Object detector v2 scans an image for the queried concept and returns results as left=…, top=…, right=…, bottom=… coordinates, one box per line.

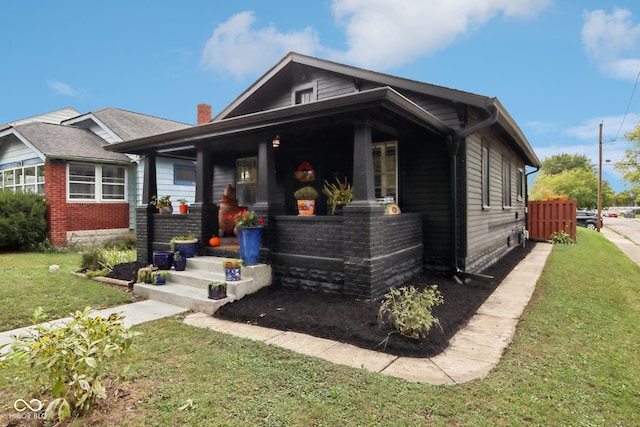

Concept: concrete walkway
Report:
left=3, top=222, right=638, bottom=383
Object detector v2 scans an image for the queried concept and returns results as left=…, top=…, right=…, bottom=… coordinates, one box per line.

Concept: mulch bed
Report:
left=215, top=242, right=536, bottom=358
left=105, top=243, right=535, bottom=358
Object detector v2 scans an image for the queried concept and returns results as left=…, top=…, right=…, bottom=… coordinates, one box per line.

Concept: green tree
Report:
left=615, top=187, right=640, bottom=206
left=540, top=153, right=593, bottom=175
left=530, top=167, right=614, bottom=209
left=615, top=126, right=640, bottom=186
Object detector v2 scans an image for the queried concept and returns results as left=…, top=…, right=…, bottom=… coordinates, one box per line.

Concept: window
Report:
left=502, top=157, right=512, bottom=208
left=174, top=165, right=196, bottom=186
left=372, top=141, right=397, bottom=202
left=0, top=164, right=45, bottom=194
left=68, top=162, right=126, bottom=201
left=293, top=84, right=315, bottom=105
left=517, top=168, right=524, bottom=201
left=482, top=144, right=490, bottom=207
left=236, top=157, right=257, bottom=206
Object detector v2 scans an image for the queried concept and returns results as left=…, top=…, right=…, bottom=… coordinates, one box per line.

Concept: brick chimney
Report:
left=197, top=103, right=212, bottom=125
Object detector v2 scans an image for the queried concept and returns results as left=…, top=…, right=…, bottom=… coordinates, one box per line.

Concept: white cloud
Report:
left=582, top=8, right=640, bottom=80
left=48, top=80, right=87, bottom=98
left=329, top=0, right=551, bottom=69
left=564, top=114, right=640, bottom=142
left=200, top=1, right=551, bottom=79
left=200, top=11, right=321, bottom=79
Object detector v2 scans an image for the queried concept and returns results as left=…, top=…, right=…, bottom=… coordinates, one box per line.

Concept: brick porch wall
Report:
left=45, top=161, right=130, bottom=246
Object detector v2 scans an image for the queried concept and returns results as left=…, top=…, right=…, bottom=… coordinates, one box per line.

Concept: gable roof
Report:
left=5, top=122, right=131, bottom=163
left=107, top=52, right=539, bottom=167
left=62, top=107, right=191, bottom=142
left=0, top=107, right=81, bottom=132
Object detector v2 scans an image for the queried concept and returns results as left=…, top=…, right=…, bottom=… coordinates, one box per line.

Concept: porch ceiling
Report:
left=105, top=87, right=451, bottom=156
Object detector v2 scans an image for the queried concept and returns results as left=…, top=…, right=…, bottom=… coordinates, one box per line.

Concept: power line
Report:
left=613, top=70, right=640, bottom=142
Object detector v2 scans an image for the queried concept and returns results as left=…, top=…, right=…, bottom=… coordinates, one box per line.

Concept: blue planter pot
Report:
left=174, top=257, right=187, bottom=271
left=152, top=251, right=174, bottom=270
left=225, top=267, right=241, bottom=281
left=173, top=240, right=198, bottom=258
left=237, top=226, right=262, bottom=265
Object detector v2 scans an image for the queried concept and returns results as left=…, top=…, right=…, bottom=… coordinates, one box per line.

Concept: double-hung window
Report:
left=372, top=141, right=398, bottom=202
left=68, top=162, right=126, bottom=201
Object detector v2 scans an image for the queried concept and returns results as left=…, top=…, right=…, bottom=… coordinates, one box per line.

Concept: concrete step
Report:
left=135, top=255, right=272, bottom=314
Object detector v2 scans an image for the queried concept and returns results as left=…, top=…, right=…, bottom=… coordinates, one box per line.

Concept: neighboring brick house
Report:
left=0, top=108, right=191, bottom=246
left=107, top=52, right=541, bottom=299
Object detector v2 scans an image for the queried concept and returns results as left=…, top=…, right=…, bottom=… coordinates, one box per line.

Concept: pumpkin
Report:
left=209, top=236, right=221, bottom=247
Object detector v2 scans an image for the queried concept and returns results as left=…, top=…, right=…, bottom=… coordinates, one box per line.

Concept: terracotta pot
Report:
left=218, top=199, right=241, bottom=236
left=179, top=204, right=188, bottom=214
left=297, top=200, right=316, bottom=216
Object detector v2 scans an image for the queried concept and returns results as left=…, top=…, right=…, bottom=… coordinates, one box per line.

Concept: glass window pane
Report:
left=24, top=167, right=36, bottom=184
left=5, top=170, right=14, bottom=187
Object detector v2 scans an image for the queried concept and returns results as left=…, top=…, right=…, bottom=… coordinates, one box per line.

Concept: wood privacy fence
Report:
left=527, top=200, right=577, bottom=241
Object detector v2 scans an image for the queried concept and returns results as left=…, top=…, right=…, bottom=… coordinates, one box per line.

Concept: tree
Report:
left=615, top=187, right=640, bottom=206
left=540, top=153, right=593, bottom=175
left=615, top=125, right=640, bottom=186
left=530, top=154, right=615, bottom=208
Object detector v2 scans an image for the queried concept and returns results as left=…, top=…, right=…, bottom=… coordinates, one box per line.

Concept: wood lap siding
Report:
left=401, top=136, right=451, bottom=271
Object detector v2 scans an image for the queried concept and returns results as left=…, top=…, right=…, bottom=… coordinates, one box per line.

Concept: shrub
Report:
left=80, top=245, right=137, bottom=272
left=0, top=306, right=139, bottom=423
left=0, top=190, right=47, bottom=251
left=550, top=230, right=574, bottom=244
left=378, top=285, right=444, bottom=340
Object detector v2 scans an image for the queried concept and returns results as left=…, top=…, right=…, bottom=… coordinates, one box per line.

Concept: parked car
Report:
left=576, top=210, right=601, bottom=230
left=603, top=211, right=618, bottom=217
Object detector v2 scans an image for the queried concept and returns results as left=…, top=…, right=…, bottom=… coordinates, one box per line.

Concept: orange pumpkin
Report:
left=209, top=236, right=221, bottom=247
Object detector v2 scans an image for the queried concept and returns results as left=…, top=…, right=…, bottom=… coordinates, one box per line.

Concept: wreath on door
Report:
left=295, top=161, right=315, bottom=182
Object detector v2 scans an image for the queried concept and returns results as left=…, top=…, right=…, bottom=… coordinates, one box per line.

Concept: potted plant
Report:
left=173, top=251, right=187, bottom=271
left=152, top=251, right=174, bottom=270
left=170, top=230, right=198, bottom=258
left=323, top=177, right=353, bottom=215
left=294, top=186, right=319, bottom=216
left=150, top=195, right=173, bottom=214
left=223, top=258, right=242, bottom=281
left=153, top=270, right=169, bottom=285
left=177, top=198, right=189, bottom=214
left=227, top=209, right=264, bottom=265
left=208, top=281, right=227, bottom=299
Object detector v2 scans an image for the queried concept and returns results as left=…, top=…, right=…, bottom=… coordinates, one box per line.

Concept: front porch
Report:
left=138, top=205, right=424, bottom=300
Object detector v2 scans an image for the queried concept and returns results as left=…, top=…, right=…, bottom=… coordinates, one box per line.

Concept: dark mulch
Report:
left=215, top=242, right=536, bottom=358
left=106, top=243, right=535, bottom=358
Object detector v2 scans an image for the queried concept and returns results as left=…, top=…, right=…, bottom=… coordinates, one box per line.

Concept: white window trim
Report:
left=517, top=167, right=524, bottom=202
left=372, top=141, right=398, bottom=203
left=482, top=143, right=490, bottom=209
left=67, top=162, right=127, bottom=203
left=502, top=157, right=512, bottom=209
left=0, top=163, right=45, bottom=194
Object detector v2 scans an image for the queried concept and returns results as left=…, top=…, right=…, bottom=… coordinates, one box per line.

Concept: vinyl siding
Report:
left=0, top=137, right=43, bottom=168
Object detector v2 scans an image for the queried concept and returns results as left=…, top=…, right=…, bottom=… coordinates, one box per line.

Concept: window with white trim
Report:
left=293, top=83, right=316, bottom=105
left=68, top=162, right=126, bottom=201
left=502, top=157, right=512, bottom=208
left=0, top=164, right=45, bottom=194
left=372, top=141, right=397, bottom=202
left=236, top=157, right=257, bottom=206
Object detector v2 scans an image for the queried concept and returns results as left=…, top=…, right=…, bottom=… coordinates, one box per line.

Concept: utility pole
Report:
left=597, top=122, right=603, bottom=232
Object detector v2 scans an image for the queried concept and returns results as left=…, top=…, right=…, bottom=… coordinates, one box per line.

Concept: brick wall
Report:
left=45, top=161, right=130, bottom=246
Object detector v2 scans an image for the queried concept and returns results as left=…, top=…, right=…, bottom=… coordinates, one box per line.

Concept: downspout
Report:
left=448, top=100, right=499, bottom=285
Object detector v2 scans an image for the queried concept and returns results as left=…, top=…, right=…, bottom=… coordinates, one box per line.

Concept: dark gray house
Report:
left=106, top=52, right=540, bottom=300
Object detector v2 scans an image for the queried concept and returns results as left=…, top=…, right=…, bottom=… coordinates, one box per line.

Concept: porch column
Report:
left=191, top=145, right=216, bottom=250
left=343, top=120, right=385, bottom=299
left=252, top=139, right=276, bottom=257
left=137, top=153, right=158, bottom=263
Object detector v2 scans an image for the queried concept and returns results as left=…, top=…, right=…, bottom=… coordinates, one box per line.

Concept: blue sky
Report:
left=2, top=0, right=640, bottom=191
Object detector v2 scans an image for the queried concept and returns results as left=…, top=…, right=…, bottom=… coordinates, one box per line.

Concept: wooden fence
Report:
left=528, top=200, right=577, bottom=241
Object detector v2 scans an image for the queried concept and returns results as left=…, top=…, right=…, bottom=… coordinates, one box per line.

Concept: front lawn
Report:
left=0, top=228, right=638, bottom=425
left=0, top=251, right=135, bottom=331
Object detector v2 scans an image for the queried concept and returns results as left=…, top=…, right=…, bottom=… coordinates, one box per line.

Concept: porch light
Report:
left=272, top=135, right=281, bottom=148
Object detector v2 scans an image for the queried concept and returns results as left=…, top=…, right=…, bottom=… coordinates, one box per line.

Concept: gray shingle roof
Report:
left=89, top=108, right=191, bottom=141
left=14, top=122, right=131, bottom=163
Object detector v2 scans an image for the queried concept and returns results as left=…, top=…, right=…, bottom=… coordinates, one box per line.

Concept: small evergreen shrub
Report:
left=0, top=190, right=47, bottom=251
left=378, top=285, right=444, bottom=340
left=0, top=306, right=139, bottom=423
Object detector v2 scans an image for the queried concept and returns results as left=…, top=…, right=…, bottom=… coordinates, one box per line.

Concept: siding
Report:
left=464, top=130, right=527, bottom=271
left=0, top=137, right=42, bottom=168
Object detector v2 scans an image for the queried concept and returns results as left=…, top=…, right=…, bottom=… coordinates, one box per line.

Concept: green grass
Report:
left=0, top=252, right=135, bottom=330
left=1, top=229, right=638, bottom=426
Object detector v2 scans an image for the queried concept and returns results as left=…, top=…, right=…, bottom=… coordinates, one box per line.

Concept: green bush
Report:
left=378, top=285, right=444, bottom=340
left=80, top=245, right=137, bottom=272
left=0, top=190, right=47, bottom=251
left=0, top=306, right=139, bottom=423
left=550, top=230, right=574, bottom=244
